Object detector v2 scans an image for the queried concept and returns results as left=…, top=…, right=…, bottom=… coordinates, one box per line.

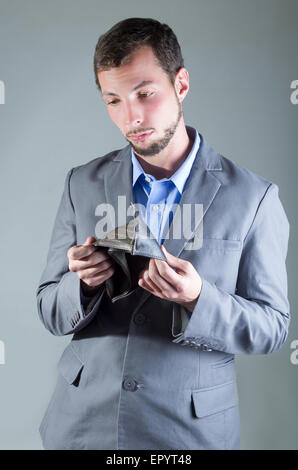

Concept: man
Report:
left=37, top=18, right=290, bottom=450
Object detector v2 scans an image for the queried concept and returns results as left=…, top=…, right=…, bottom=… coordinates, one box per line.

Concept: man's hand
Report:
left=138, top=245, right=202, bottom=312
left=67, top=236, right=115, bottom=296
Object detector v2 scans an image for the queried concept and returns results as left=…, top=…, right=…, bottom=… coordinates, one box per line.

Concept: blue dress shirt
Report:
left=131, top=125, right=201, bottom=244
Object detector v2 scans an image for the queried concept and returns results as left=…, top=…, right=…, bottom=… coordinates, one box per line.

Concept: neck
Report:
left=133, top=121, right=192, bottom=180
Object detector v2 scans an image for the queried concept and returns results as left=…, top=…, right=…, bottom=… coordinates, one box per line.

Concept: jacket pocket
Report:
left=58, top=345, right=84, bottom=386
left=191, top=380, right=238, bottom=418
left=211, top=355, right=235, bottom=368
left=199, top=238, right=242, bottom=252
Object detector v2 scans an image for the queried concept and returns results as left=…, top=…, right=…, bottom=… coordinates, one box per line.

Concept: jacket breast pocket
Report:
left=199, top=238, right=242, bottom=252
left=188, top=238, right=242, bottom=291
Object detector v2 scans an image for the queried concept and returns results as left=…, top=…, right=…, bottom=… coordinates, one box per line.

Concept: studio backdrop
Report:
left=0, top=0, right=297, bottom=450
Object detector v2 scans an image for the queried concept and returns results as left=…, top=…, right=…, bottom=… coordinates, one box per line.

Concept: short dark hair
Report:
left=93, top=17, right=184, bottom=92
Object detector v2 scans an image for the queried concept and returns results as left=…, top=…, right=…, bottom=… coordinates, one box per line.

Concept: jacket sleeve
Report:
left=171, top=183, right=290, bottom=354
left=36, top=169, right=106, bottom=336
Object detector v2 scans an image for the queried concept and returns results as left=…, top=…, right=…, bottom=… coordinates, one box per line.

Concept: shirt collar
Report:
left=131, top=125, right=200, bottom=194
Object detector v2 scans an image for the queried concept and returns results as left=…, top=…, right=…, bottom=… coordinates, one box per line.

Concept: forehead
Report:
left=98, top=45, right=169, bottom=94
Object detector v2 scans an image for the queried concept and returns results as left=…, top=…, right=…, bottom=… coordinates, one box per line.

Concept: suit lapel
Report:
left=162, top=134, right=222, bottom=258
left=103, top=144, right=135, bottom=229
left=103, top=135, right=223, bottom=259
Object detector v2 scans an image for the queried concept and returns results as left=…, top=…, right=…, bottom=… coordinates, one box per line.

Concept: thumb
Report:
left=83, top=236, right=96, bottom=246
left=161, top=245, right=187, bottom=272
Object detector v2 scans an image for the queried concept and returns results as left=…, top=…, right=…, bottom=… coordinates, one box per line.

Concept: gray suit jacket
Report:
left=37, top=134, right=290, bottom=450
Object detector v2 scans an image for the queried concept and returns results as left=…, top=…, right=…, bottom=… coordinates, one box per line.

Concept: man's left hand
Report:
left=138, top=245, right=202, bottom=312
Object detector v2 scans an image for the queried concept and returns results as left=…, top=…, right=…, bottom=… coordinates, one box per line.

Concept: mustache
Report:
left=126, top=129, right=154, bottom=137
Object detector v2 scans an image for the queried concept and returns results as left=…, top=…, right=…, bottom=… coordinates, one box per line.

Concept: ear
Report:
left=174, top=67, right=189, bottom=102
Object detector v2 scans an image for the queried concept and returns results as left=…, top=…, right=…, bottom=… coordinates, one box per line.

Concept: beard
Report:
left=126, top=96, right=183, bottom=157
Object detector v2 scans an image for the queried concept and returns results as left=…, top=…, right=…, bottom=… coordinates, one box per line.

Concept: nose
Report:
left=124, top=101, right=143, bottom=127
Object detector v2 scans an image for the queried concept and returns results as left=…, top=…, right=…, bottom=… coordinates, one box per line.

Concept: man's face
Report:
left=98, top=46, right=183, bottom=157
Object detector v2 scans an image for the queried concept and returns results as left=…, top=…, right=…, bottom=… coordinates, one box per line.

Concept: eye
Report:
left=107, top=99, right=120, bottom=106
left=138, top=91, right=154, bottom=99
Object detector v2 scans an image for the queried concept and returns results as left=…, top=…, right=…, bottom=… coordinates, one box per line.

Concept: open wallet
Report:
left=93, top=216, right=167, bottom=303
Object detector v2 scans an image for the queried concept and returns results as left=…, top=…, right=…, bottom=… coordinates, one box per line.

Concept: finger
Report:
left=82, top=265, right=115, bottom=287
left=138, top=275, right=162, bottom=296
left=79, top=260, right=115, bottom=279
left=138, top=276, right=153, bottom=292
left=83, top=236, right=97, bottom=245
left=143, top=268, right=163, bottom=293
left=70, top=250, right=114, bottom=271
left=160, top=245, right=189, bottom=274
left=71, top=236, right=97, bottom=260
left=154, top=257, right=182, bottom=288
left=147, top=259, right=177, bottom=294
left=68, top=243, right=96, bottom=261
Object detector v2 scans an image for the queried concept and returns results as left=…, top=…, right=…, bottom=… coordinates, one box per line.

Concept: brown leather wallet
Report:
left=93, top=217, right=167, bottom=303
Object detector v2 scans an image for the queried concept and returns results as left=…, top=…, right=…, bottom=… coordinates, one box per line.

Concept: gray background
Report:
left=0, top=0, right=297, bottom=450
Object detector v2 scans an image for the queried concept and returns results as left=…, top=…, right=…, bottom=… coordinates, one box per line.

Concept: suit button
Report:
left=134, top=313, right=147, bottom=325
left=123, top=378, right=138, bottom=392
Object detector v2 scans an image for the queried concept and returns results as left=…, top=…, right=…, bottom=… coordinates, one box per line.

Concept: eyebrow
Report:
left=102, top=80, right=155, bottom=97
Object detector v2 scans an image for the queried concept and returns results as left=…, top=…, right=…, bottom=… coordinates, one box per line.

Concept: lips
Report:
left=129, top=131, right=153, bottom=142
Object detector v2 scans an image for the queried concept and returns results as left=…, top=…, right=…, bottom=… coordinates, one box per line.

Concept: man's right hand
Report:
left=67, top=236, right=115, bottom=296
